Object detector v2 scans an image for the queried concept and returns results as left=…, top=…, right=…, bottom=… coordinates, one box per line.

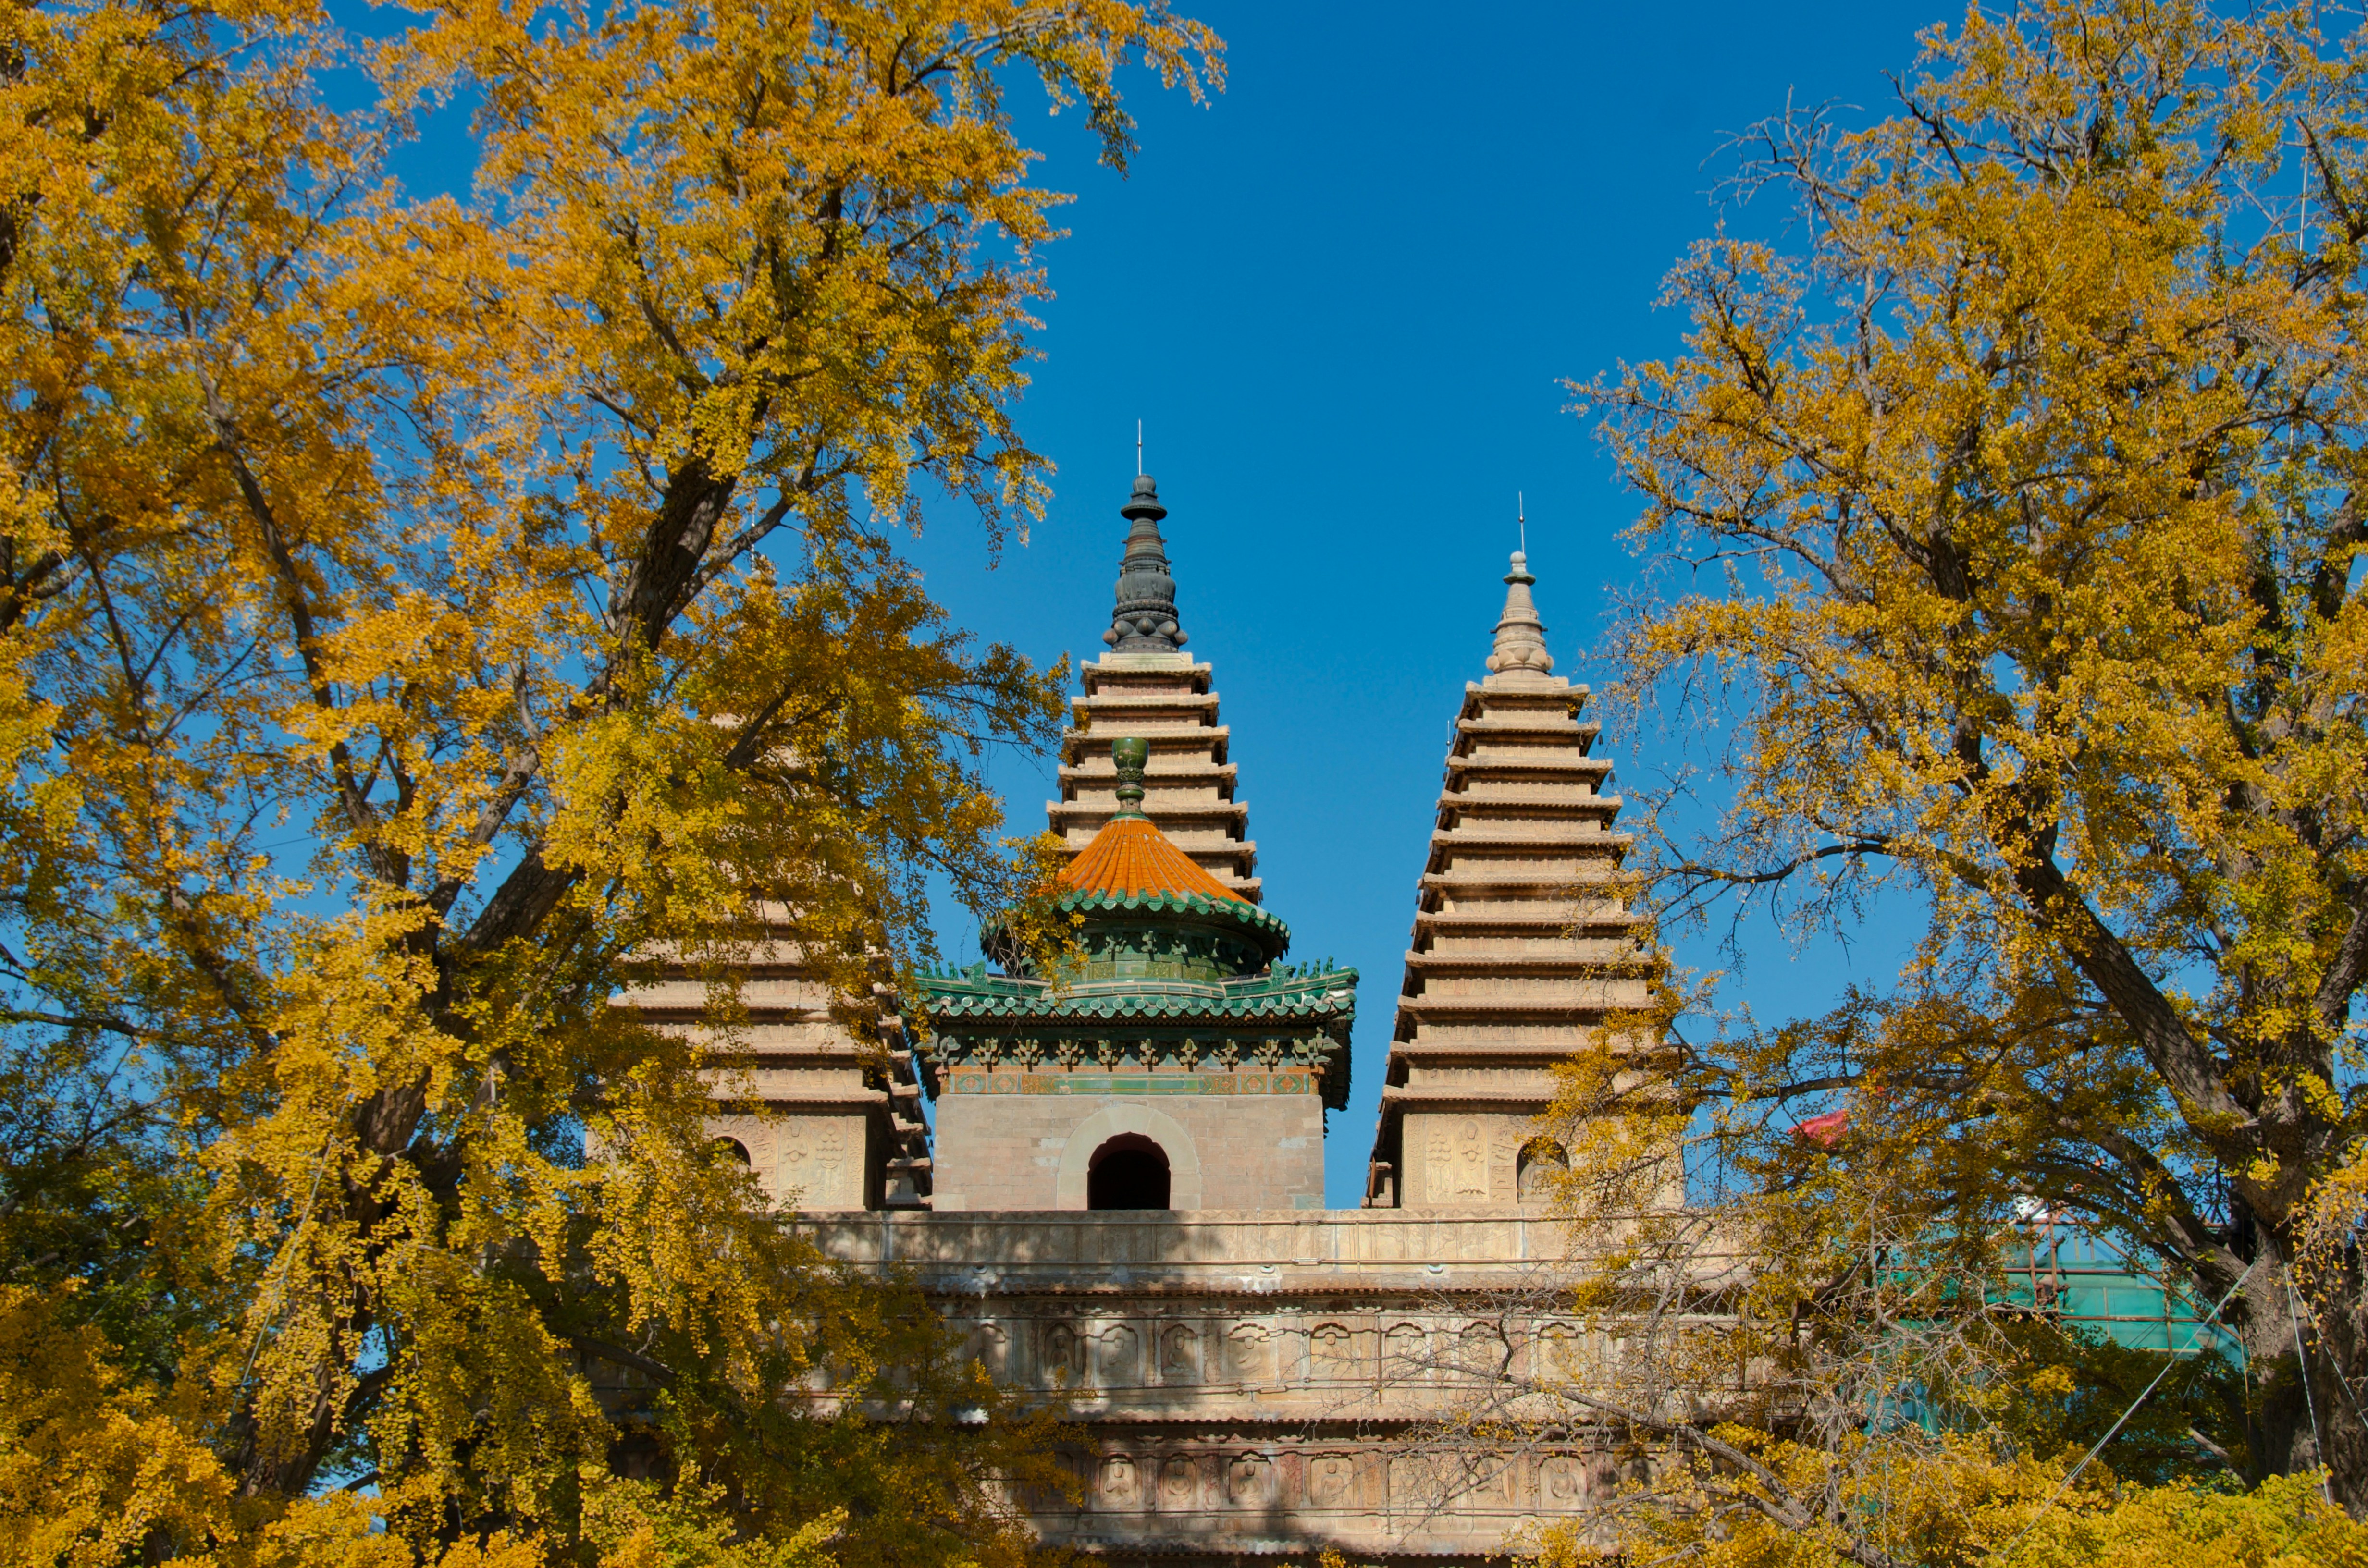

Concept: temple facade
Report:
left=644, top=474, right=1646, bottom=1563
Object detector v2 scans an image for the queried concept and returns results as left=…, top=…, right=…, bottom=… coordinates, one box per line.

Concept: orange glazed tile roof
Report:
left=1061, top=815, right=1246, bottom=905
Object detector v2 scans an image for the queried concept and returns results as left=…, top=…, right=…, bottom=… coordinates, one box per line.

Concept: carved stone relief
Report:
left=1539, top=1455, right=1585, bottom=1507
left=1456, top=1320, right=1505, bottom=1381
left=1224, top=1323, right=1269, bottom=1383
left=1159, top=1323, right=1199, bottom=1383
left=911, top=1292, right=1637, bottom=1553
left=1098, top=1455, right=1139, bottom=1507
left=1383, top=1321, right=1428, bottom=1380
left=1307, top=1454, right=1356, bottom=1505
left=777, top=1115, right=859, bottom=1208
left=1158, top=1455, right=1200, bottom=1509
left=964, top=1321, right=1008, bottom=1378
left=1225, top=1452, right=1275, bottom=1506
left=1517, top=1137, right=1569, bottom=1203
left=1310, top=1322, right=1357, bottom=1381
left=1042, top=1321, right=1083, bottom=1385
left=1095, top=1323, right=1139, bottom=1387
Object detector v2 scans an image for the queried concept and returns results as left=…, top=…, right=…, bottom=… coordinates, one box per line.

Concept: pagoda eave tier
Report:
left=1457, top=711, right=1601, bottom=735
left=1444, top=755, right=1612, bottom=780
left=1398, top=951, right=1655, bottom=977
left=1411, top=909, right=1639, bottom=934
left=1060, top=731, right=1237, bottom=768
left=1382, top=1044, right=1670, bottom=1068
left=1378, top=1085, right=1566, bottom=1108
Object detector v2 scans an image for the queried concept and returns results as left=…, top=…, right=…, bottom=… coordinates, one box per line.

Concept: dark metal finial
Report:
left=1111, top=737, right=1149, bottom=817
left=1103, top=475, right=1187, bottom=652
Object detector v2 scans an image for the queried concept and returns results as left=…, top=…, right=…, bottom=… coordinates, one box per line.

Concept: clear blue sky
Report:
left=902, top=0, right=1954, bottom=1204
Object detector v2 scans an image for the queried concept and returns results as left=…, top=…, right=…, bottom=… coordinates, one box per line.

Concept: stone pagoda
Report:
left=1049, top=474, right=1260, bottom=902
left=920, top=735, right=1355, bottom=1212
left=1362, top=550, right=1651, bottom=1209
left=625, top=924, right=932, bottom=1211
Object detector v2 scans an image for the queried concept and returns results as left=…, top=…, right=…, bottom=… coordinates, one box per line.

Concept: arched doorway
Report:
left=1054, top=1103, right=1202, bottom=1209
left=1086, top=1133, right=1172, bottom=1210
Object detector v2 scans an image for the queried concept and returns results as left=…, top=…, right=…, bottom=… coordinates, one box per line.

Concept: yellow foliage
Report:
left=1570, top=0, right=2368, bottom=1505
left=0, top=1284, right=242, bottom=1567
left=0, top=0, right=1216, bottom=1560
left=1526, top=1436, right=2368, bottom=1568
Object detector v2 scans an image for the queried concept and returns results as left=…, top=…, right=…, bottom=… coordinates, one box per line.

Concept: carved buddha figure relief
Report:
left=1517, top=1137, right=1569, bottom=1202
left=1226, top=1453, right=1273, bottom=1506
left=1159, top=1455, right=1199, bottom=1509
left=1043, top=1322, right=1082, bottom=1385
left=1310, top=1322, right=1356, bottom=1381
left=1224, top=1323, right=1269, bottom=1383
left=1095, top=1323, right=1139, bottom=1387
left=964, top=1321, right=1008, bottom=1378
left=1098, top=1455, right=1139, bottom=1507
left=1159, top=1323, right=1199, bottom=1383
left=1539, top=1455, right=1585, bottom=1506
left=1383, top=1322, right=1428, bottom=1380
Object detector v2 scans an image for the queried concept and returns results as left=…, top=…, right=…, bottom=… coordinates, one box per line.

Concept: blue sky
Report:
left=898, top=0, right=1955, bottom=1203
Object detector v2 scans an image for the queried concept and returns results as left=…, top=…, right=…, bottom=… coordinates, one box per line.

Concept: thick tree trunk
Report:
left=2224, top=1240, right=2368, bottom=1517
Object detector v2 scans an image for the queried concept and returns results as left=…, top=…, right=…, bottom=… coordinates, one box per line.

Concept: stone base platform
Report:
left=807, top=1208, right=1701, bottom=1564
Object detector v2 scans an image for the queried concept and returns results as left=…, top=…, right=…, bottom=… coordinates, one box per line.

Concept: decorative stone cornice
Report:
left=920, top=961, right=1350, bottom=1022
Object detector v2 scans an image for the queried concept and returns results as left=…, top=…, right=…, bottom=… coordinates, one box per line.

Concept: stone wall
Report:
left=931, top=1089, right=1325, bottom=1212
left=1400, top=1110, right=1558, bottom=1208
left=705, top=1108, right=873, bottom=1210
left=806, top=1208, right=1705, bottom=1564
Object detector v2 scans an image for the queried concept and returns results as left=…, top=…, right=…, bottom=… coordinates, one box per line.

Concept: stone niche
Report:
left=706, top=1111, right=870, bottom=1210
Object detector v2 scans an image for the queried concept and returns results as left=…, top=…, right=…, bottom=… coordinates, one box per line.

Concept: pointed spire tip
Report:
left=1485, top=546, right=1554, bottom=683
left=1104, top=474, right=1185, bottom=651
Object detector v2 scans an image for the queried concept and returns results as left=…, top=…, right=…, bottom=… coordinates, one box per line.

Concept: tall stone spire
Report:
left=1104, top=475, right=1187, bottom=653
left=1484, top=550, right=1554, bottom=684
left=1364, top=549, right=1658, bottom=1209
left=1052, top=472, right=1260, bottom=901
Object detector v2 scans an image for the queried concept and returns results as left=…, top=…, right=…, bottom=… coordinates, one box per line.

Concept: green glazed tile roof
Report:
left=918, top=961, right=1355, bottom=1024
left=1054, top=885, right=1292, bottom=952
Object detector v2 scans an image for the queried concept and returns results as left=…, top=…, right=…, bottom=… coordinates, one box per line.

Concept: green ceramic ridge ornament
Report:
left=1110, top=736, right=1148, bottom=817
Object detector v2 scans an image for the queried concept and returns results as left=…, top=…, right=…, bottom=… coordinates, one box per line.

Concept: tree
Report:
left=0, top=0, right=1216, bottom=1559
left=1582, top=0, right=2368, bottom=1513
left=1523, top=1450, right=2368, bottom=1568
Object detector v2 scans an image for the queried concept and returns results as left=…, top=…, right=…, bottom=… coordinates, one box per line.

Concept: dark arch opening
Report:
left=1086, top=1133, right=1171, bottom=1211
left=714, top=1137, right=752, bottom=1164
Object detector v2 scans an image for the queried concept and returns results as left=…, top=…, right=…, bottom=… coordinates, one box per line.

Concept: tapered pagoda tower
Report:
left=628, top=928, right=932, bottom=1211
left=1049, top=475, right=1260, bottom=901
left=1363, top=551, right=1651, bottom=1208
left=919, top=474, right=1354, bottom=1211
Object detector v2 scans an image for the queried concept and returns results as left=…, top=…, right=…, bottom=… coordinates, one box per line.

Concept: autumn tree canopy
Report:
left=0, top=0, right=1216, bottom=1561
left=1584, top=0, right=2368, bottom=1515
